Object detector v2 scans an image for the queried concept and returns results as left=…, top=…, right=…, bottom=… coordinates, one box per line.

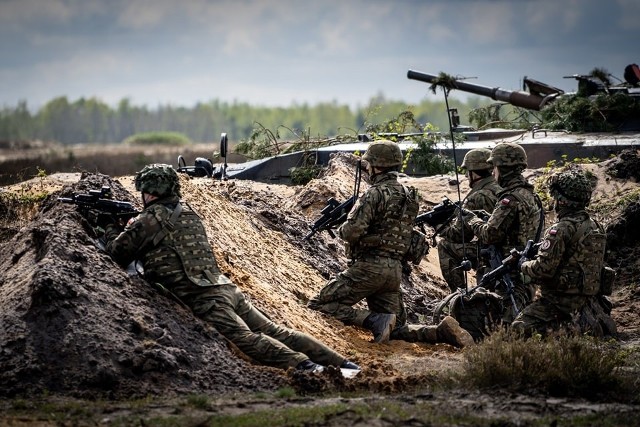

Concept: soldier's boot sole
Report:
left=437, top=316, right=475, bottom=348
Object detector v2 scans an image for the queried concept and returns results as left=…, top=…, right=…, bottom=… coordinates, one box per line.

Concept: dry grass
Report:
left=458, top=329, right=638, bottom=401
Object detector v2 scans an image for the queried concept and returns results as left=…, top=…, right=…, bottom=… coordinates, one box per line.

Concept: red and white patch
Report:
left=549, top=229, right=558, bottom=235
left=126, top=217, right=137, bottom=227
left=540, top=239, right=552, bottom=250
left=500, top=198, right=511, bottom=205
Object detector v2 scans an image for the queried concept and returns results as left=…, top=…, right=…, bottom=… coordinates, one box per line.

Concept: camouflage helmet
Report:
left=362, top=140, right=403, bottom=168
left=461, top=148, right=493, bottom=171
left=135, top=163, right=181, bottom=197
left=487, top=143, right=527, bottom=168
left=548, top=168, right=593, bottom=206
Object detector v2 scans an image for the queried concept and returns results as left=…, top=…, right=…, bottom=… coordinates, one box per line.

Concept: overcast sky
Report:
left=1, top=0, right=638, bottom=111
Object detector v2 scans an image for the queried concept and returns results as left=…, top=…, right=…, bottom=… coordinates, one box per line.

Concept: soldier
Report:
left=102, top=164, right=360, bottom=373
left=461, top=142, right=543, bottom=323
left=308, top=140, right=474, bottom=348
left=437, top=148, right=502, bottom=292
left=512, top=168, right=616, bottom=337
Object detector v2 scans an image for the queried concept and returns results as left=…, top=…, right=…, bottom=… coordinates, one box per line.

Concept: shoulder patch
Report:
left=540, top=239, right=552, bottom=250
left=126, top=217, right=137, bottom=228
left=549, top=228, right=558, bottom=235
left=500, top=198, right=511, bottom=205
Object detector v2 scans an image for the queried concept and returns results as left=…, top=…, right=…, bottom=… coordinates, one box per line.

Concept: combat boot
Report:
left=340, top=360, right=361, bottom=370
left=436, top=316, right=475, bottom=348
left=296, top=359, right=325, bottom=373
left=363, top=313, right=397, bottom=344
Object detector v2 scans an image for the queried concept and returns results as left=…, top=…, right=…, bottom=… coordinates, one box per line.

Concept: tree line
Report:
left=0, top=94, right=489, bottom=145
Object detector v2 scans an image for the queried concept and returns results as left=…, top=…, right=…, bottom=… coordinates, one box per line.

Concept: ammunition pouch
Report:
left=404, top=229, right=429, bottom=265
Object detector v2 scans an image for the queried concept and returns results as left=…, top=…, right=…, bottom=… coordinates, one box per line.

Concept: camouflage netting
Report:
left=0, top=173, right=286, bottom=399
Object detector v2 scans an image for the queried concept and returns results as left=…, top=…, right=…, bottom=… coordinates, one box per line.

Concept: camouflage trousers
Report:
left=511, top=294, right=585, bottom=336
left=437, top=239, right=481, bottom=292
left=494, top=275, right=536, bottom=324
left=391, top=323, right=438, bottom=342
left=308, top=256, right=404, bottom=326
left=512, top=293, right=617, bottom=338
left=185, top=283, right=345, bottom=370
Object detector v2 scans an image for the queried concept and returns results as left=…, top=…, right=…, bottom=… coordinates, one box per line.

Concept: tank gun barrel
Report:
left=407, top=69, right=549, bottom=111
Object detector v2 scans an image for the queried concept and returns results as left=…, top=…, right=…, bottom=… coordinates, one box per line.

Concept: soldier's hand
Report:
left=459, top=208, right=476, bottom=221
left=472, top=209, right=490, bottom=221
left=517, top=255, right=529, bottom=270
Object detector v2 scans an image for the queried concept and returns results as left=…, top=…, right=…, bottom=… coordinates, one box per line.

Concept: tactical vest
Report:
left=143, top=202, right=229, bottom=288
left=552, top=216, right=606, bottom=296
left=501, top=185, right=542, bottom=252
left=361, top=182, right=419, bottom=259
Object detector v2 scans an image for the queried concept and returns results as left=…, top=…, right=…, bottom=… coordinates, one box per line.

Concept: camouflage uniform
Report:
left=309, top=141, right=474, bottom=347
left=104, top=164, right=346, bottom=370
left=512, top=169, right=615, bottom=337
left=438, top=149, right=502, bottom=291
left=308, top=170, right=419, bottom=329
left=463, top=143, right=543, bottom=323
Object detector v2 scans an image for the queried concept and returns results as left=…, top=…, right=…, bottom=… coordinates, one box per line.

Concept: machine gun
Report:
left=58, top=186, right=139, bottom=228
left=176, top=133, right=229, bottom=179
left=177, top=155, right=214, bottom=177
left=304, top=160, right=362, bottom=240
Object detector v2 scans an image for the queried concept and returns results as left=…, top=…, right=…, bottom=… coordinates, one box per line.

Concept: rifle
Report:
left=58, top=186, right=139, bottom=228
left=304, top=159, right=361, bottom=240
left=414, top=197, right=459, bottom=229
left=475, top=239, right=537, bottom=316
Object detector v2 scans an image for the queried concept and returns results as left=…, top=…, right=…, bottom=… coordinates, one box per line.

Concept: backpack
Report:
left=433, top=287, right=503, bottom=341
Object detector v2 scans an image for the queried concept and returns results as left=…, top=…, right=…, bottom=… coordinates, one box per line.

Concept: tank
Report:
left=407, top=69, right=563, bottom=111
left=408, top=68, right=640, bottom=109
left=407, top=66, right=640, bottom=131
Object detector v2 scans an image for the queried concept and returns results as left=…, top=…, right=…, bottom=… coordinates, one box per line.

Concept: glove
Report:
left=87, top=210, right=116, bottom=229
left=459, top=208, right=476, bottom=220
left=472, top=209, right=490, bottom=221
left=518, top=255, right=529, bottom=270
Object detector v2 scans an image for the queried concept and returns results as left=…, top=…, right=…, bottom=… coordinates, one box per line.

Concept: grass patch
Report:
left=458, top=329, right=638, bottom=401
left=123, top=131, right=192, bottom=146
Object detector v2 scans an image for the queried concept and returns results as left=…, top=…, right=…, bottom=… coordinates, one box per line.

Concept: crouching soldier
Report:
left=308, top=140, right=474, bottom=348
left=512, top=168, right=617, bottom=337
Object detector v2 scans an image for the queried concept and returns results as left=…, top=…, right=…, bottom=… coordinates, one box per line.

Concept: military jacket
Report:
left=441, top=175, right=502, bottom=242
left=521, top=209, right=605, bottom=296
left=104, top=196, right=230, bottom=294
left=467, top=174, right=542, bottom=256
left=339, top=172, right=419, bottom=259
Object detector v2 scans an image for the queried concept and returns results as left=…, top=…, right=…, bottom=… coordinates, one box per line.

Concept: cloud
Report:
left=0, top=0, right=638, bottom=110
left=618, top=0, right=640, bottom=30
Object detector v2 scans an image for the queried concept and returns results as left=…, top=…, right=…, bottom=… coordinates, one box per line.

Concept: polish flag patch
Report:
left=500, top=198, right=511, bottom=205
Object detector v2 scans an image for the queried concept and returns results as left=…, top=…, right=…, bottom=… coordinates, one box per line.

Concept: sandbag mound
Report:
left=0, top=173, right=285, bottom=399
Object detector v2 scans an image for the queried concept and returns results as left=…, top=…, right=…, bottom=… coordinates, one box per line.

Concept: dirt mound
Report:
left=1, top=151, right=639, bottom=402
left=605, top=149, right=640, bottom=181
left=0, top=173, right=286, bottom=399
